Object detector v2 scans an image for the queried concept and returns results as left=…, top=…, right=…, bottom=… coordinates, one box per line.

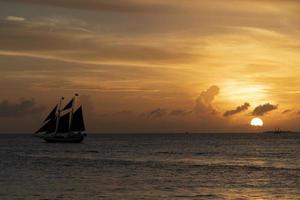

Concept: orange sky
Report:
left=0, top=0, right=300, bottom=133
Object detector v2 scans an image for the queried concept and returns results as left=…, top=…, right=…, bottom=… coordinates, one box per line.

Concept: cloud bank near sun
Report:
left=224, top=103, right=250, bottom=117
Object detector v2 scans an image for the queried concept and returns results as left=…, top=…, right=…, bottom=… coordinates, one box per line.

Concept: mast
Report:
left=55, top=97, right=64, bottom=134
left=69, top=93, right=79, bottom=133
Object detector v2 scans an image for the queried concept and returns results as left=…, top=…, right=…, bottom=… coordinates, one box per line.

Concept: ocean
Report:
left=0, top=133, right=299, bottom=200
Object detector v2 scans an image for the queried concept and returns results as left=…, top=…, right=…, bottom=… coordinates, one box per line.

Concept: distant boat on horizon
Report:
left=34, top=94, right=86, bottom=143
left=263, top=128, right=293, bottom=135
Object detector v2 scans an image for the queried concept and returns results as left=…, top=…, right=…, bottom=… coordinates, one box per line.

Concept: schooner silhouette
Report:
left=35, top=94, right=86, bottom=143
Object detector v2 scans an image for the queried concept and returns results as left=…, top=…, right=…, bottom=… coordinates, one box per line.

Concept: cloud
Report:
left=2, top=0, right=296, bottom=16
left=0, top=17, right=195, bottom=65
left=224, top=102, right=250, bottom=117
left=146, top=108, right=167, bottom=118
left=194, top=85, right=220, bottom=115
left=113, top=110, right=134, bottom=116
left=98, top=85, right=220, bottom=120
left=169, top=109, right=191, bottom=116
left=143, top=85, right=220, bottom=119
left=252, top=103, right=278, bottom=116
left=282, top=109, right=292, bottom=114
left=5, top=16, right=25, bottom=22
left=0, top=98, right=45, bottom=117
left=1, top=0, right=178, bottom=14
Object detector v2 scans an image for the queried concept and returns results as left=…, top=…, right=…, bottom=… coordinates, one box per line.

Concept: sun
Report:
left=250, top=117, right=264, bottom=127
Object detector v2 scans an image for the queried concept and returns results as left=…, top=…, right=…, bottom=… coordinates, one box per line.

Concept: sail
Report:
left=36, top=117, right=57, bottom=133
left=43, top=105, right=58, bottom=122
left=57, top=113, right=70, bottom=133
left=71, top=106, right=85, bottom=131
left=62, top=99, right=73, bottom=111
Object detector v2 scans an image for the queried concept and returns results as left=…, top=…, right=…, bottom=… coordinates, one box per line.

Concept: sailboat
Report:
left=35, top=94, right=86, bottom=143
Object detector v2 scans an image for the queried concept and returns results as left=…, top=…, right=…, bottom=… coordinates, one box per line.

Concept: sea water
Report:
left=0, top=133, right=299, bottom=200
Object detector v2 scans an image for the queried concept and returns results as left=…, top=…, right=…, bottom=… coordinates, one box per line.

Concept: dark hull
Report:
left=43, top=135, right=85, bottom=143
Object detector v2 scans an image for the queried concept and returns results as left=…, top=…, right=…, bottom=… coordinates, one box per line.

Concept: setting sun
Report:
left=250, top=117, right=264, bottom=127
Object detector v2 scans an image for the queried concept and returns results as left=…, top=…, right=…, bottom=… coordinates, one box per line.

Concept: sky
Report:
left=0, top=0, right=300, bottom=133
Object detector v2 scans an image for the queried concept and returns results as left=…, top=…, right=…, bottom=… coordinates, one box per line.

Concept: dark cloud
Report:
left=194, top=85, right=220, bottom=115
left=224, top=102, right=250, bottom=117
left=252, top=103, right=278, bottom=116
left=282, top=109, right=292, bottom=114
left=0, top=98, right=45, bottom=117
left=146, top=108, right=167, bottom=118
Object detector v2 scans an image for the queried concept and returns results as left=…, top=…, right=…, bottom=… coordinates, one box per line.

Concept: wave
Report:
left=154, top=151, right=183, bottom=155
left=19, top=153, right=300, bottom=171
